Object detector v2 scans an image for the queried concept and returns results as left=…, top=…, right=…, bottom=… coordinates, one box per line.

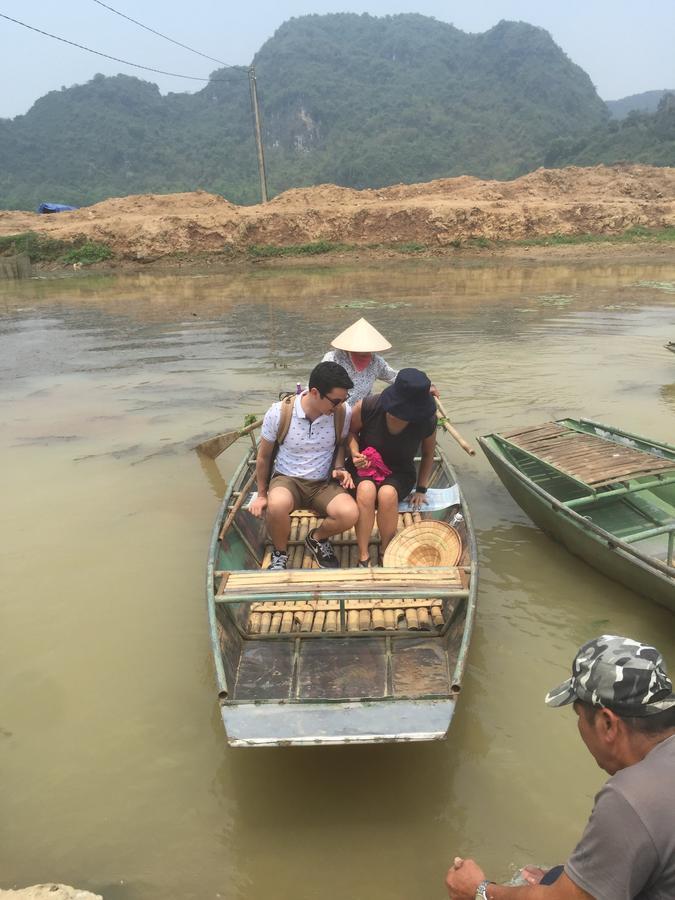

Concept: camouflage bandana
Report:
left=545, top=635, right=675, bottom=717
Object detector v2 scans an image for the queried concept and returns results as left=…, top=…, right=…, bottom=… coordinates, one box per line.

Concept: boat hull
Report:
left=223, top=698, right=456, bottom=747
left=207, top=445, right=477, bottom=746
left=480, top=439, right=675, bottom=612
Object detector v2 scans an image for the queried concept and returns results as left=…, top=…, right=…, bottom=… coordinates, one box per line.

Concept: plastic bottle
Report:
left=450, top=512, right=464, bottom=528
left=296, top=382, right=302, bottom=394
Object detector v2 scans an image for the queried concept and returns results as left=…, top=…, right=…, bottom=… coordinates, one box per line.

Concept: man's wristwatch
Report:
left=475, top=880, right=494, bottom=899
left=415, top=485, right=428, bottom=494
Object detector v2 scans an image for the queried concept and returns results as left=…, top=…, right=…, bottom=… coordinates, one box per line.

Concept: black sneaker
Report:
left=305, top=529, right=340, bottom=568
left=268, top=549, right=288, bottom=571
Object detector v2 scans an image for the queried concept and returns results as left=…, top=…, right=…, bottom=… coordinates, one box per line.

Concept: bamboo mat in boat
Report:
left=224, top=510, right=459, bottom=634
left=502, top=422, right=675, bottom=488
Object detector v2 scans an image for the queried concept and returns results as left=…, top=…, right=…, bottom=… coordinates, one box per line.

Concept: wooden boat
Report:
left=666, top=341, right=675, bottom=354
left=479, top=418, right=675, bottom=612
left=206, top=446, right=477, bottom=747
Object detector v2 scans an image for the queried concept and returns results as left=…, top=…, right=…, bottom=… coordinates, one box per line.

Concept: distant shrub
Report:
left=62, top=242, right=114, bottom=265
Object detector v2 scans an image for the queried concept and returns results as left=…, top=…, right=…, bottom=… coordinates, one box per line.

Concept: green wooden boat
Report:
left=207, top=445, right=477, bottom=747
left=479, top=418, right=675, bottom=612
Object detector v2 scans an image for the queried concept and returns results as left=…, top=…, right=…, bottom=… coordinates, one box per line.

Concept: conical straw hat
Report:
left=331, top=317, right=392, bottom=352
left=383, top=521, right=462, bottom=568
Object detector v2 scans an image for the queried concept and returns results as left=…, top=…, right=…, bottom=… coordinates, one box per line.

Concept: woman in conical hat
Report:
left=322, top=317, right=438, bottom=406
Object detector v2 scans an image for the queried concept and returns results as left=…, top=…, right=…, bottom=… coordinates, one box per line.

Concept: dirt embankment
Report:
left=1, top=164, right=674, bottom=262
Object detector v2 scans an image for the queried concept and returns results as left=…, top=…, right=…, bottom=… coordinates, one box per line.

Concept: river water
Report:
left=1, top=259, right=674, bottom=899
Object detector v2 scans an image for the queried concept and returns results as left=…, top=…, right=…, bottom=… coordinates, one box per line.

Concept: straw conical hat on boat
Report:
left=383, top=521, right=462, bottom=568
left=331, top=318, right=392, bottom=352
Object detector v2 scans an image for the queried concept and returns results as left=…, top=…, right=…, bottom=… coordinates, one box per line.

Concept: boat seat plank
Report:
left=503, top=422, right=675, bottom=487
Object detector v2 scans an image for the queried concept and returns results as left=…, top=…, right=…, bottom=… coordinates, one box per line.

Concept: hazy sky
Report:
left=1, top=0, right=674, bottom=119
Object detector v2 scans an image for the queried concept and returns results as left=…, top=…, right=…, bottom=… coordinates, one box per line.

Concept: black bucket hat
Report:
left=380, top=368, right=436, bottom=422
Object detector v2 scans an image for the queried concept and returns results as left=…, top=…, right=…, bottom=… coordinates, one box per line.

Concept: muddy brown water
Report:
left=1, top=260, right=674, bottom=900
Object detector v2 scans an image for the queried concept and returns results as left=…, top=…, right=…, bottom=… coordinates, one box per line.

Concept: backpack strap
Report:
left=333, top=402, right=347, bottom=445
left=276, top=395, right=295, bottom=445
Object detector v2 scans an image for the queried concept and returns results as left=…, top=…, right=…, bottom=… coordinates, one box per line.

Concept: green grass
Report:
left=0, top=232, right=74, bottom=261
left=248, top=240, right=353, bottom=258
left=512, top=226, right=675, bottom=247
left=62, top=242, right=113, bottom=265
left=0, top=231, right=114, bottom=265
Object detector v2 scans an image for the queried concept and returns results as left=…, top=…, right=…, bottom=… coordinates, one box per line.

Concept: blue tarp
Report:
left=37, top=203, right=78, bottom=214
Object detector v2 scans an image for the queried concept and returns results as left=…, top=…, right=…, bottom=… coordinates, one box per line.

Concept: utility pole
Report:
left=248, top=66, right=268, bottom=204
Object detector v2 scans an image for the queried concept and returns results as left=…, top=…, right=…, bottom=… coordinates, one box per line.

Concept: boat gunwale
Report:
left=477, top=433, right=675, bottom=581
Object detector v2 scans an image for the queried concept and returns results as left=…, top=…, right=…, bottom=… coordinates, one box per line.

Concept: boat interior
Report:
left=211, top=452, right=474, bottom=703
left=493, top=419, right=675, bottom=565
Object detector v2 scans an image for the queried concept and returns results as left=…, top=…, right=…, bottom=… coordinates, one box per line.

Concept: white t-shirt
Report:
left=261, top=392, right=352, bottom=480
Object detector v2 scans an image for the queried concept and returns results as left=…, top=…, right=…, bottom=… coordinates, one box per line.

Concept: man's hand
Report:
left=249, top=495, right=268, bottom=518
left=445, top=857, right=486, bottom=899
left=409, top=491, right=429, bottom=510
left=333, top=468, right=354, bottom=490
left=351, top=451, right=368, bottom=470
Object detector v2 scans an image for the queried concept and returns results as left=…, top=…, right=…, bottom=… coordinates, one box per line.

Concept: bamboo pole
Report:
left=219, top=471, right=256, bottom=540
left=435, top=397, right=475, bottom=456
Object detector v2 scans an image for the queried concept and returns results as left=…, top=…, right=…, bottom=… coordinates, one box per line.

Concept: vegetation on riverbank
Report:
left=245, top=227, right=675, bottom=260
left=2, top=225, right=674, bottom=271
left=0, top=232, right=114, bottom=265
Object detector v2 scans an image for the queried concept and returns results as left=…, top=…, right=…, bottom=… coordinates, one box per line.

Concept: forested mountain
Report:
left=606, top=90, right=675, bottom=119
left=0, top=14, right=610, bottom=209
left=546, top=93, right=675, bottom=168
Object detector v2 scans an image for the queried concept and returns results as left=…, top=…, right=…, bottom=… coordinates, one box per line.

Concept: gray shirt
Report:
left=565, top=734, right=675, bottom=899
left=321, top=349, right=397, bottom=405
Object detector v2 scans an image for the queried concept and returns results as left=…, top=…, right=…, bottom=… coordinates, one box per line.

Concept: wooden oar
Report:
left=194, top=418, right=263, bottom=458
left=435, top=398, right=475, bottom=456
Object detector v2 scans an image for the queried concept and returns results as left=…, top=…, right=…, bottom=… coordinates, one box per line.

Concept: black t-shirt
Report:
left=356, top=394, right=436, bottom=482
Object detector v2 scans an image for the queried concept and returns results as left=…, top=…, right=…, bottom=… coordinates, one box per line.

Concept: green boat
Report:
left=207, top=445, right=477, bottom=747
left=479, top=418, right=675, bottom=612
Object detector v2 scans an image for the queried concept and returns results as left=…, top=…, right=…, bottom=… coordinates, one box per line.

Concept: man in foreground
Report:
left=445, top=635, right=675, bottom=899
left=250, top=361, right=358, bottom=570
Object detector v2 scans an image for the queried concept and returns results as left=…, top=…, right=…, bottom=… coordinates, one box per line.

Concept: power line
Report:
left=0, top=11, right=237, bottom=82
left=90, top=0, right=236, bottom=69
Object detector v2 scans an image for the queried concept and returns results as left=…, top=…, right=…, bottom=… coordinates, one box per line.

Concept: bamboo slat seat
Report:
left=503, top=422, right=675, bottom=488
left=215, top=507, right=464, bottom=635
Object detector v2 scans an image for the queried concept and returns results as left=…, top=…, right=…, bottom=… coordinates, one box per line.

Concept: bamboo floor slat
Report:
left=224, top=510, right=458, bottom=634
left=503, top=422, right=674, bottom=487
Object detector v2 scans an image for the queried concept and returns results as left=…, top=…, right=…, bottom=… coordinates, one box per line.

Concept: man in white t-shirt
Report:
left=250, top=361, right=359, bottom=571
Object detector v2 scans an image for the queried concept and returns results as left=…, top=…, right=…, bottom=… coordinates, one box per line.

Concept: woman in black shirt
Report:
left=345, top=368, right=437, bottom=566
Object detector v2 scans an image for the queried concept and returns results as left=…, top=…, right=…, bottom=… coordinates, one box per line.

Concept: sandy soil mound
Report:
left=1, top=164, right=674, bottom=260
left=0, top=886, right=101, bottom=900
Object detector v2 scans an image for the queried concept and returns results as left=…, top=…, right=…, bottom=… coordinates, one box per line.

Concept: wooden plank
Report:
left=224, top=566, right=462, bottom=588
left=506, top=423, right=674, bottom=486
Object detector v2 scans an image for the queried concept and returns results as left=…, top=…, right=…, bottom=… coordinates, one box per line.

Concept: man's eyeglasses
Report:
left=321, top=392, right=349, bottom=407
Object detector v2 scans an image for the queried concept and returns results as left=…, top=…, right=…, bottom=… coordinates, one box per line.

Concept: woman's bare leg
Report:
left=376, top=485, right=399, bottom=555
left=355, top=480, right=376, bottom=562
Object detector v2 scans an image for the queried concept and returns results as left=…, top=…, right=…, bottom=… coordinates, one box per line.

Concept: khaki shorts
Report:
left=269, top=474, right=345, bottom=516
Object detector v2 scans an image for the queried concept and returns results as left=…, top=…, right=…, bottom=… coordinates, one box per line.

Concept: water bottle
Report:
left=450, top=512, right=464, bottom=528
left=296, top=382, right=302, bottom=394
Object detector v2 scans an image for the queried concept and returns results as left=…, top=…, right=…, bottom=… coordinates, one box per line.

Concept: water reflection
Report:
left=1, top=259, right=674, bottom=900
